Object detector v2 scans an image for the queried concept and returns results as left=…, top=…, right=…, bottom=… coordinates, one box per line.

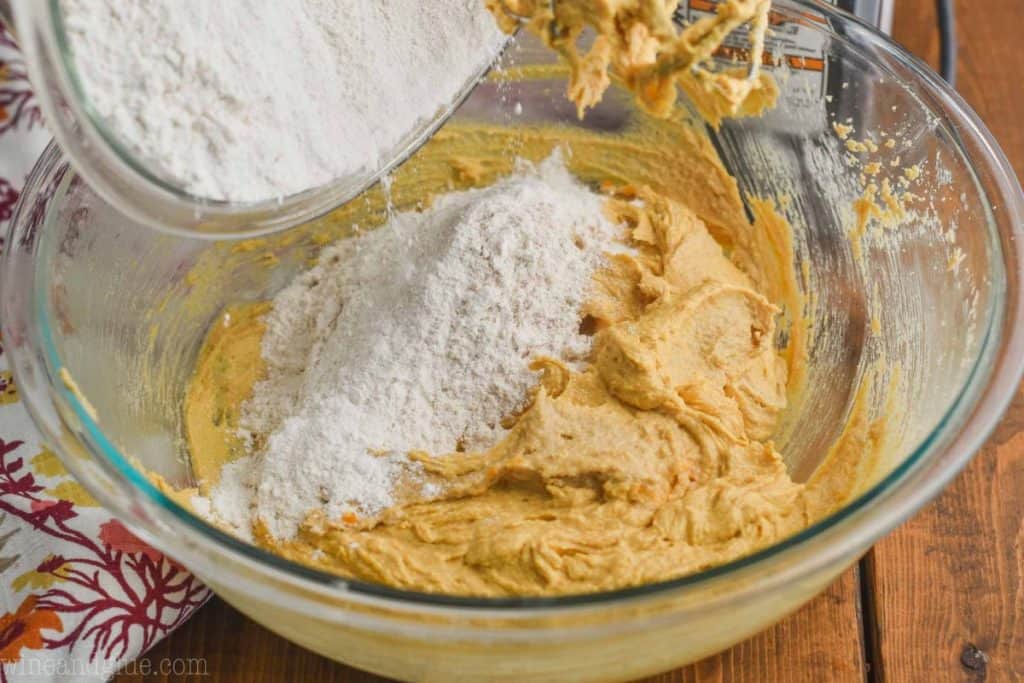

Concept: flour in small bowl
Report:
left=200, top=154, right=625, bottom=539
left=59, top=0, right=505, bottom=202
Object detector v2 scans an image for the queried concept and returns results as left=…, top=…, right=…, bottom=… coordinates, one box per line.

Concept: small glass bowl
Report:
left=9, top=0, right=505, bottom=238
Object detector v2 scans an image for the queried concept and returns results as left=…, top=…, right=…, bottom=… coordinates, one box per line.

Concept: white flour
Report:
left=201, top=154, right=623, bottom=539
left=59, top=0, right=504, bottom=202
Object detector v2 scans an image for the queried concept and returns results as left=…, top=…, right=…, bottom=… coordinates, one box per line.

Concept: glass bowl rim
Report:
left=14, top=0, right=1024, bottom=612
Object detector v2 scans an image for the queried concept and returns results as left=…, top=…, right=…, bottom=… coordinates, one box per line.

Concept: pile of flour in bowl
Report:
left=196, top=154, right=625, bottom=540
left=59, top=0, right=504, bottom=202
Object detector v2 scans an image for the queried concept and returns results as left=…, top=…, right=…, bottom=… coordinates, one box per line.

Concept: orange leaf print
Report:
left=0, top=595, right=62, bottom=663
left=98, top=520, right=161, bottom=562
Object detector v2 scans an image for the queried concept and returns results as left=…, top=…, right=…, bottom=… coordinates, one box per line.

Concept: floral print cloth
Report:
left=0, top=28, right=208, bottom=682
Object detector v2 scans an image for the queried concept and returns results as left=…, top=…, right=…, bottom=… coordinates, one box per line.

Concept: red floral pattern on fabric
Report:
left=0, top=32, right=42, bottom=136
left=0, top=180, right=16, bottom=225
left=0, top=439, right=206, bottom=680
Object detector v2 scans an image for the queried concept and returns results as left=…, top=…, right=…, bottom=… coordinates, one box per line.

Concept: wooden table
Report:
left=120, top=1, right=1024, bottom=680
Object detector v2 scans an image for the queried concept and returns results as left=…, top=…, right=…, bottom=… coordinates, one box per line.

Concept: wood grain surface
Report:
left=116, top=1, right=1024, bottom=680
left=863, top=1, right=1024, bottom=680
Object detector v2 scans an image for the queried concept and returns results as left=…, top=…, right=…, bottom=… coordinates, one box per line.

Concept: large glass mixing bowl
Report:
left=3, top=2, right=1023, bottom=680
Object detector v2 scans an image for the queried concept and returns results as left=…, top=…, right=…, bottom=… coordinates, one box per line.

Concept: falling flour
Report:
left=59, top=0, right=504, bottom=202
left=201, top=154, right=625, bottom=539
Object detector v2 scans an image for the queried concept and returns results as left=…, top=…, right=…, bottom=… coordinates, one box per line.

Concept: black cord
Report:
left=936, top=0, right=957, bottom=86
